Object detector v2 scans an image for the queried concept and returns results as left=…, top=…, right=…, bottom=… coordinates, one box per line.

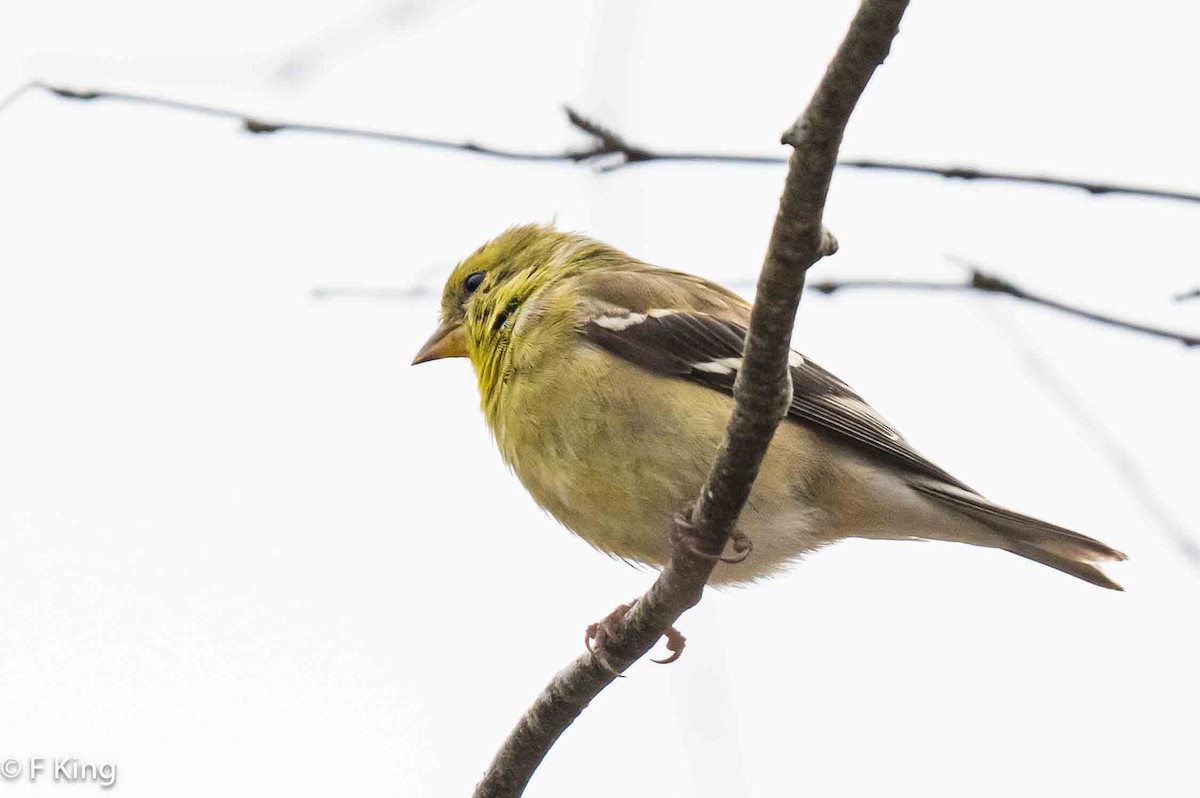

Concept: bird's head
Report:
left=412, top=223, right=599, bottom=368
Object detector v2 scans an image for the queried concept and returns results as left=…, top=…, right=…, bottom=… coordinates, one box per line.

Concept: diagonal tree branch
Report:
left=811, top=255, right=1200, bottom=347
left=4, top=79, right=1199, bottom=205
left=1175, top=287, right=1200, bottom=302
left=471, top=2, right=910, bottom=796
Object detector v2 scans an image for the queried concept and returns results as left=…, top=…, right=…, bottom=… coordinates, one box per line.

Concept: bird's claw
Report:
left=584, top=601, right=688, bottom=672
left=672, top=510, right=754, bottom=564
left=584, top=602, right=632, bottom=677
left=718, top=530, right=754, bottom=563
left=650, top=625, right=687, bottom=664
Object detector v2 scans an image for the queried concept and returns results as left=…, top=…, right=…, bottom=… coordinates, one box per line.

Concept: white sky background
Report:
left=1, top=1, right=1198, bottom=795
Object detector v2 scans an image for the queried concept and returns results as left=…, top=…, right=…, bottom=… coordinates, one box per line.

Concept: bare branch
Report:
left=472, top=2, right=910, bottom=796
left=831, top=160, right=1200, bottom=203
left=4, top=80, right=1199, bottom=204
left=562, top=105, right=652, bottom=166
left=314, top=264, right=1200, bottom=348
left=811, top=256, right=1200, bottom=348
left=811, top=277, right=970, bottom=294
left=1175, top=287, right=1200, bottom=302
left=14, top=82, right=585, bottom=162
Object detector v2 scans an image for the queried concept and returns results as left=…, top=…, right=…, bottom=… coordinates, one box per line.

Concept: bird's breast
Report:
left=488, top=343, right=713, bottom=561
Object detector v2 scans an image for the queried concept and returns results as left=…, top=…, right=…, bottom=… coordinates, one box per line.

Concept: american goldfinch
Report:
left=413, top=224, right=1125, bottom=591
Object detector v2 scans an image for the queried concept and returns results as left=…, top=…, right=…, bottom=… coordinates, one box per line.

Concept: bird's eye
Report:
left=463, top=272, right=485, bottom=293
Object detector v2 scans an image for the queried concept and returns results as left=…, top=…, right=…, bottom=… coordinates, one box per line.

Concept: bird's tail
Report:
left=908, top=482, right=1127, bottom=591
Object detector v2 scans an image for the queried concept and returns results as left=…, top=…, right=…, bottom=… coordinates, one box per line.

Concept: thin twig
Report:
left=16, top=82, right=589, bottom=161
left=831, top=159, right=1200, bottom=203
left=4, top=80, right=1198, bottom=204
left=1175, top=287, right=1200, bottom=302
left=471, top=2, right=910, bottom=796
left=811, top=256, right=1200, bottom=348
left=316, top=273, right=1199, bottom=348
left=812, top=277, right=974, bottom=294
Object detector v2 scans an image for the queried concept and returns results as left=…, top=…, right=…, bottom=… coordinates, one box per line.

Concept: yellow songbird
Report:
left=413, top=224, right=1125, bottom=599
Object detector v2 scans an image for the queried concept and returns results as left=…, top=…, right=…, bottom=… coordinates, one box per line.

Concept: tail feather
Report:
left=909, top=481, right=1126, bottom=590
left=1005, top=542, right=1124, bottom=591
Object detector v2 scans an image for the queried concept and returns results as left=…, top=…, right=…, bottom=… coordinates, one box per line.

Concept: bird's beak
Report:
left=412, top=320, right=468, bottom=365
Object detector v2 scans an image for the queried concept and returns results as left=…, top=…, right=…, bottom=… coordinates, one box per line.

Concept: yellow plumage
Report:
left=413, top=224, right=1125, bottom=588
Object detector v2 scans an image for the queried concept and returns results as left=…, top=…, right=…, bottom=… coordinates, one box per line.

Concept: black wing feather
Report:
left=581, top=310, right=970, bottom=490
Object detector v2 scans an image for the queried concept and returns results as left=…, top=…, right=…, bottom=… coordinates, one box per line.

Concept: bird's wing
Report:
left=570, top=267, right=971, bottom=491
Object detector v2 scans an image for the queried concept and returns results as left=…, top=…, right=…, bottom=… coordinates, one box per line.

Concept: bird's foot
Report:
left=584, top=602, right=631, bottom=677
left=671, top=509, right=753, bottom=564
left=584, top=601, right=688, bottom=675
left=652, top=624, right=687, bottom=665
